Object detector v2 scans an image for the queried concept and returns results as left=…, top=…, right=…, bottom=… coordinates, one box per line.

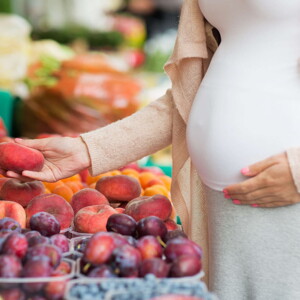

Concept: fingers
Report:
left=5, top=171, right=35, bottom=182
left=14, top=138, right=48, bottom=151
left=241, top=156, right=278, bottom=177
left=252, top=201, right=293, bottom=208
left=22, top=170, right=56, bottom=182
left=225, top=173, right=273, bottom=196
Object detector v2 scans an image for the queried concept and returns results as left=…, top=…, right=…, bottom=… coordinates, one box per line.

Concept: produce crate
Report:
left=65, top=276, right=217, bottom=300
left=0, top=258, right=75, bottom=299
left=0, top=90, right=17, bottom=136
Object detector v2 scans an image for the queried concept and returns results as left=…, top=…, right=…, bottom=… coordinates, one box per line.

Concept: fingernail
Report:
left=251, top=204, right=259, bottom=208
left=232, top=200, right=241, bottom=205
left=15, top=138, right=23, bottom=142
left=223, top=189, right=230, bottom=199
left=241, top=167, right=250, bottom=175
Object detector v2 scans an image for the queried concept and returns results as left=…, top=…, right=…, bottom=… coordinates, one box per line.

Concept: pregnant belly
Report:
left=186, top=83, right=300, bottom=191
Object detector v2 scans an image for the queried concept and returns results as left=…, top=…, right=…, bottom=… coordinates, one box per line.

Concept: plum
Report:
left=136, top=216, right=167, bottom=239
left=136, top=235, right=163, bottom=260
left=29, top=212, right=61, bottom=237
left=106, top=213, right=137, bottom=236
left=164, top=238, right=202, bottom=262
left=28, top=235, right=50, bottom=248
left=110, top=244, right=142, bottom=278
left=163, top=229, right=187, bottom=243
left=169, top=255, right=202, bottom=278
left=50, top=234, right=70, bottom=253
left=0, top=217, right=21, bottom=232
left=22, top=256, right=53, bottom=293
left=1, top=233, right=28, bottom=259
left=26, top=244, right=61, bottom=268
left=0, top=254, right=22, bottom=278
left=139, top=258, right=170, bottom=278
left=88, top=265, right=117, bottom=278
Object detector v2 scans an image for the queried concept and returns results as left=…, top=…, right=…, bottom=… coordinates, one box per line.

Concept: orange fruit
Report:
left=138, top=172, right=157, bottom=189
left=144, top=178, right=165, bottom=189
left=86, top=172, right=112, bottom=185
left=61, top=174, right=81, bottom=183
left=143, top=184, right=170, bottom=199
left=43, top=180, right=64, bottom=193
left=121, top=168, right=140, bottom=180
left=65, top=181, right=83, bottom=193
left=158, top=175, right=172, bottom=190
left=52, top=184, right=74, bottom=203
left=110, top=170, right=122, bottom=176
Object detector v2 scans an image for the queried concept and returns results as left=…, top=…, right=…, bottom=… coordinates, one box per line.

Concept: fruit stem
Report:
left=157, top=236, right=166, bottom=248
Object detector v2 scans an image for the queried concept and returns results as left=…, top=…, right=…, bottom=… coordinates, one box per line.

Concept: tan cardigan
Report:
left=81, top=0, right=300, bottom=285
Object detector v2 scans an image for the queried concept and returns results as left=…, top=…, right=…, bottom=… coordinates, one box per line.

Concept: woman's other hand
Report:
left=0, top=137, right=91, bottom=182
left=224, top=153, right=300, bottom=208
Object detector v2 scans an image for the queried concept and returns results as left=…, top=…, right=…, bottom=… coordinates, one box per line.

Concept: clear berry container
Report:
left=0, top=258, right=75, bottom=300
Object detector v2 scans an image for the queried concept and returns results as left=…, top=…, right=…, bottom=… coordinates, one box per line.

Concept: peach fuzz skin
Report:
left=0, top=142, right=44, bottom=173
left=0, top=201, right=26, bottom=228
left=74, top=204, right=118, bottom=233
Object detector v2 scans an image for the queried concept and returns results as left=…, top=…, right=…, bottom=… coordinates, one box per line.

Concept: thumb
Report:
left=15, top=138, right=48, bottom=151
left=241, top=156, right=277, bottom=177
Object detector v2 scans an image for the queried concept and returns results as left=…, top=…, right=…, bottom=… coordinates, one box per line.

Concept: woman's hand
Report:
left=223, top=152, right=300, bottom=208
left=0, top=137, right=91, bottom=182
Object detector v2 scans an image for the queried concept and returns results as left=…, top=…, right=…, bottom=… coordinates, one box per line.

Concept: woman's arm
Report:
left=81, top=89, right=174, bottom=176
left=2, top=89, right=174, bottom=182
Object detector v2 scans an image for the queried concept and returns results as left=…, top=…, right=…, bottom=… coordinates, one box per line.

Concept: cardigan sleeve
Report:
left=80, top=89, right=174, bottom=176
left=286, top=148, right=300, bottom=193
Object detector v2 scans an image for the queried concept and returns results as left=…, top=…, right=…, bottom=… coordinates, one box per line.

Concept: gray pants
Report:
left=205, top=185, right=300, bottom=300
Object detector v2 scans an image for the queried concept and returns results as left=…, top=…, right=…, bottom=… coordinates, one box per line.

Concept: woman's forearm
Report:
left=80, top=89, right=174, bottom=176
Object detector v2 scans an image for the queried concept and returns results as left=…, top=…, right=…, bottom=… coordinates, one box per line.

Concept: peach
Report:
left=115, top=207, right=125, bottom=213
left=71, top=188, right=109, bottom=215
left=26, top=193, right=74, bottom=229
left=124, top=195, right=172, bottom=221
left=0, top=136, right=14, bottom=143
left=0, top=201, right=26, bottom=228
left=0, top=142, right=44, bottom=173
left=79, top=169, right=89, bottom=183
left=95, top=175, right=141, bottom=202
left=0, top=179, right=45, bottom=207
left=74, top=204, right=118, bottom=233
left=164, top=219, right=179, bottom=231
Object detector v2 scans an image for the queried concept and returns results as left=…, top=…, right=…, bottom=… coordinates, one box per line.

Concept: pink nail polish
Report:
left=251, top=204, right=259, bottom=208
left=224, top=194, right=231, bottom=199
left=241, top=167, right=250, bottom=175
left=232, top=200, right=241, bottom=205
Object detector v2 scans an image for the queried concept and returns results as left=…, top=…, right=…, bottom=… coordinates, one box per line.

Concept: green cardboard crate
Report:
left=0, top=90, right=19, bottom=136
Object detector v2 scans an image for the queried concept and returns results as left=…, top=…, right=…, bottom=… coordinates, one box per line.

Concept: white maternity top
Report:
left=187, top=0, right=300, bottom=191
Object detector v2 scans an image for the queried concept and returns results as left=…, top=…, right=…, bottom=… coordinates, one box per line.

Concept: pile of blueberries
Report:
left=68, top=274, right=217, bottom=300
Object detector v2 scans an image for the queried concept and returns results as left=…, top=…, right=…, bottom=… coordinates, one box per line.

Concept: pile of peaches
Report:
left=0, top=141, right=175, bottom=235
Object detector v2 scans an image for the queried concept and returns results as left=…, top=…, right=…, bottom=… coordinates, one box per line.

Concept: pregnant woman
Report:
left=187, top=0, right=300, bottom=298
left=2, top=0, right=300, bottom=299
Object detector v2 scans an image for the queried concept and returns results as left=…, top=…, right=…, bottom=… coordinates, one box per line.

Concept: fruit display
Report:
left=0, top=214, right=73, bottom=299
left=0, top=141, right=215, bottom=299
left=75, top=215, right=202, bottom=280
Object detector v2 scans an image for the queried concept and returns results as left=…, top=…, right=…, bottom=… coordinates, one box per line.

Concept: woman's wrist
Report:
left=74, top=137, right=92, bottom=170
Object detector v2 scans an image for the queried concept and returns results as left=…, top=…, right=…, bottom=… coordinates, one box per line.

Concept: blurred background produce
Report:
left=0, top=0, right=181, bottom=174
